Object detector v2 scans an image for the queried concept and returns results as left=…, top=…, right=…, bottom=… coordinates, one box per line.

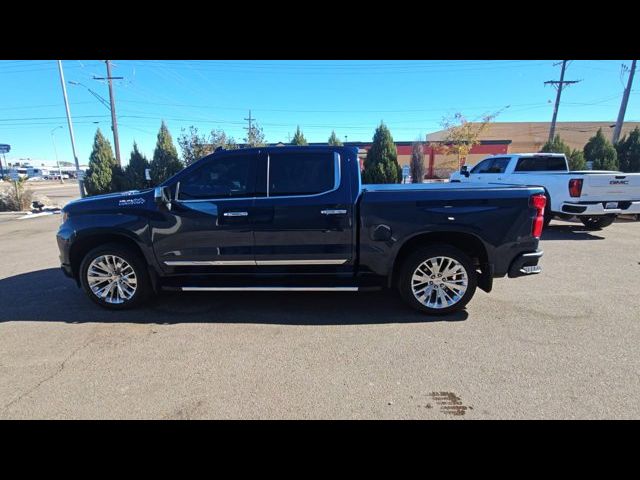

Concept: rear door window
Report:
left=268, top=152, right=336, bottom=196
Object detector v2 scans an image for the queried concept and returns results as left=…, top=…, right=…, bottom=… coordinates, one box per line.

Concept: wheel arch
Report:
left=69, top=233, right=149, bottom=284
left=388, top=231, right=491, bottom=290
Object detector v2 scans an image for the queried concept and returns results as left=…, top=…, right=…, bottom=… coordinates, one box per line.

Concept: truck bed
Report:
left=358, top=183, right=544, bottom=279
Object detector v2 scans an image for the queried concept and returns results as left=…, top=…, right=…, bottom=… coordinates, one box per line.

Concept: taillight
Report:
left=530, top=194, right=546, bottom=238
left=568, top=178, right=583, bottom=198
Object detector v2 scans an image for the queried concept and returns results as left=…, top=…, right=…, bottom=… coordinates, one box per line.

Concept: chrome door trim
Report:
left=164, top=260, right=257, bottom=266
left=266, top=153, right=270, bottom=197
left=255, top=259, right=348, bottom=265
left=164, top=259, right=348, bottom=266
left=181, top=286, right=359, bottom=292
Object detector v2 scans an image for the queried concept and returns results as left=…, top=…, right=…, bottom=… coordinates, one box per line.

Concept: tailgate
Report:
left=581, top=173, right=640, bottom=201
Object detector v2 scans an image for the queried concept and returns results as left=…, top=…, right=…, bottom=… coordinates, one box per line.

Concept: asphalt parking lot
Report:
left=0, top=207, right=638, bottom=419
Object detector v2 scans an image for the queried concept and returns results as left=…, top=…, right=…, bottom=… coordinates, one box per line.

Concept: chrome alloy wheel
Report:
left=87, top=255, right=138, bottom=304
left=411, top=256, right=468, bottom=309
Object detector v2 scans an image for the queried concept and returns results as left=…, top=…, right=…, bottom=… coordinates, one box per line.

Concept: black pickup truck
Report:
left=57, top=146, right=546, bottom=315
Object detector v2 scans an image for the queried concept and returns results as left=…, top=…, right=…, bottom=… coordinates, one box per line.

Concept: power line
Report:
left=121, top=60, right=551, bottom=75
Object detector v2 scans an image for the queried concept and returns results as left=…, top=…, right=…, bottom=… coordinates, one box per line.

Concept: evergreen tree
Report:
left=84, top=128, right=117, bottom=196
left=540, top=134, right=571, bottom=156
left=540, top=134, right=586, bottom=170
left=291, top=126, right=308, bottom=145
left=584, top=128, right=618, bottom=170
left=111, top=164, right=130, bottom=192
left=568, top=149, right=586, bottom=171
left=125, top=142, right=150, bottom=189
left=615, top=127, right=640, bottom=172
left=410, top=141, right=425, bottom=183
left=361, top=122, right=401, bottom=184
left=150, top=121, right=183, bottom=185
left=328, top=130, right=343, bottom=146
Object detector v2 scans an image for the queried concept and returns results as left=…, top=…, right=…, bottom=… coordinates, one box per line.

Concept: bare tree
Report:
left=439, top=110, right=502, bottom=170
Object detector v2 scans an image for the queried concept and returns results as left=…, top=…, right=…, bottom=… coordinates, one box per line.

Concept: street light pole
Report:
left=50, top=126, right=64, bottom=184
left=57, top=60, right=85, bottom=198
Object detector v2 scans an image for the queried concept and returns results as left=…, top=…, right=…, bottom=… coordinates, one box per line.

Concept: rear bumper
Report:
left=508, top=250, right=543, bottom=278
left=560, top=200, right=640, bottom=216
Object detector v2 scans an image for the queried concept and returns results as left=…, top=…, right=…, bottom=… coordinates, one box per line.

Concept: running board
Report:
left=181, top=286, right=360, bottom=292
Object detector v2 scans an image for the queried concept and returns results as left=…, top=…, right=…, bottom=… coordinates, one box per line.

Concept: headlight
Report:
left=61, top=211, right=69, bottom=224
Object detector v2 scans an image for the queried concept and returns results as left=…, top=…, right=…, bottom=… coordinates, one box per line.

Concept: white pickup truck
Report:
left=450, top=153, right=640, bottom=229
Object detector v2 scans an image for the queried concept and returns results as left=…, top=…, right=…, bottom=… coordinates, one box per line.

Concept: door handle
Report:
left=223, top=211, right=249, bottom=217
left=321, top=209, right=347, bottom=215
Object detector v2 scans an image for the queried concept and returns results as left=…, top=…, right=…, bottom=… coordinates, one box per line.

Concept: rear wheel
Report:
left=398, top=245, right=477, bottom=315
left=79, top=243, right=150, bottom=310
left=579, top=214, right=616, bottom=230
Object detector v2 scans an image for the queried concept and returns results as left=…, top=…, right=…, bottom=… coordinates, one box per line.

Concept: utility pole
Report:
left=93, top=61, right=123, bottom=165
left=612, top=60, right=637, bottom=144
left=50, top=126, right=64, bottom=184
left=545, top=60, right=580, bottom=143
left=244, top=110, right=254, bottom=145
left=57, top=60, right=85, bottom=198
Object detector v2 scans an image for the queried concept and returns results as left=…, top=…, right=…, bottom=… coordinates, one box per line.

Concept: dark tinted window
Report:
left=178, top=155, right=252, bottom=200
left=269, top=153, right=335, bottom=196
left=485, top=157, right=510, bottom=173
left=470, top=158, right=494, bottom=174
left=515, top=156, right=567, bottom=172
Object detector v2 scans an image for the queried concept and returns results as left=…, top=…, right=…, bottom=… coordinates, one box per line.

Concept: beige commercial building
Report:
left=427, top=121, right=640, bottom=164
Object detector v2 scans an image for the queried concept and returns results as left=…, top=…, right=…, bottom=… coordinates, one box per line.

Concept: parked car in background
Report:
left=46, top=173, right=69, bottom=180
left=57, top=146, right=547, bottom=314
left=450, top=153, right=640, bottom=230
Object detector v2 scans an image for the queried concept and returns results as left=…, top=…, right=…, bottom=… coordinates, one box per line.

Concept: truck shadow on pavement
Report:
left=541, top=224, right=605, bottom=241
left=0, top=268, right=468, bottom=325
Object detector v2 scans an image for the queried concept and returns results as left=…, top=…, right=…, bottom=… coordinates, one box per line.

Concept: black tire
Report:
left=397, top=244, right=478, bottom=315
left=579, top=214, right=616, bottom=230
left=79, top=243, right=150, bottom=310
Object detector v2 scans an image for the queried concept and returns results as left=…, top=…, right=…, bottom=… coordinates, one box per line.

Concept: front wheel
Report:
left=79, top=243, right=150, bottom=310
left=398, top=245, right=478, bottom=315
left=579, top=214, right=616, bottom=230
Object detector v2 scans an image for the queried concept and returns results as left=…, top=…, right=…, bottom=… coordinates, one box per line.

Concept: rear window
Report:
left=269, top=152, right=336, bottom=196
left=515, top=156, right=567, bottom=172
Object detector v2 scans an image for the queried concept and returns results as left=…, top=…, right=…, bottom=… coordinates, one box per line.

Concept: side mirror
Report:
left=154, top=186, right=172, bottom=209
left=460, top=165, right=470, bottom=177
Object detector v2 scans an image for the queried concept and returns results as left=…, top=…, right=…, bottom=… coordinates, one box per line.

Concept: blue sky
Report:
left=0, top=60, right=637, bottom=167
